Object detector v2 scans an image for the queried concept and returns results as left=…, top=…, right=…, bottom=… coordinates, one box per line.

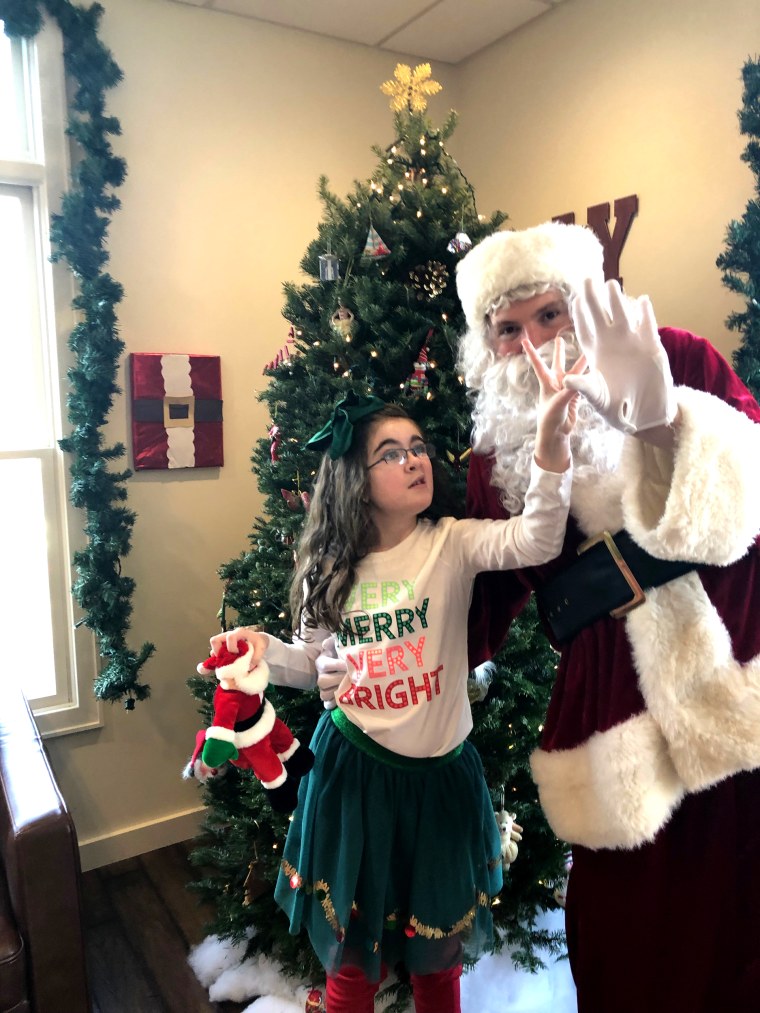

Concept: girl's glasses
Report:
left=367, top=443, right=436, bottom=469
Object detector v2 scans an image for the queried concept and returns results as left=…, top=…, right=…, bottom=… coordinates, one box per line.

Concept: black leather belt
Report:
left=536, top=530, right=696, bottom=645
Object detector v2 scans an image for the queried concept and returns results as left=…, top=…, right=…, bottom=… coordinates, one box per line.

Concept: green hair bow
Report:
left=307, top=389, right=387, bottom=460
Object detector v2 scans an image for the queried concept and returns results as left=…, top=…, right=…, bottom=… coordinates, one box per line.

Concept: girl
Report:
left=209, top=335, right=583, bottom=1013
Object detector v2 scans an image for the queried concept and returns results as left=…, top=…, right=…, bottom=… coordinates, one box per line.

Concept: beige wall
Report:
left=456, top=0, right=760, bottom=356
left=46, top=0, right=759, bottom=869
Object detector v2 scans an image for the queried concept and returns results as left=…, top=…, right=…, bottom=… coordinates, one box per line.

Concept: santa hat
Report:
left=197, top=639, right=270, bottom=695
left=455, top=221, right=604, bottom=339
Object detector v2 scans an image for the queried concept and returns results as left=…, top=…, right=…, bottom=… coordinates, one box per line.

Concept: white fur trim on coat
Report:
left=626, top=573, right=760, bottom=793
left=533, top=392, right=760, bottom=848
left=569, top=467, right=625, bottom=538
left=530, top=713, right=685, bottom=850
left=622, top=385, right=760, bottom=565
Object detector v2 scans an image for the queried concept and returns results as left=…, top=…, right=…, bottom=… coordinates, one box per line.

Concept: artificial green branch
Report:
left=1, top=0, right=152, bottom=708
left=717, top=56, right=760, bottom=401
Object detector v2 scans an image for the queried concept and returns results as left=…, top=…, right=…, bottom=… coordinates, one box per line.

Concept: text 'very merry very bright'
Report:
left=335, top=584, right=444, bottom=710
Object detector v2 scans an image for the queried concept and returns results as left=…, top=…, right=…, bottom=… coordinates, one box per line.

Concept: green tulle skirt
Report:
left=274, top=709, right=503, bottom=981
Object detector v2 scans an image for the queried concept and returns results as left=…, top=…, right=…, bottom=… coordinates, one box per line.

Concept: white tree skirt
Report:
left=188, top=909, right=577, bottom=1013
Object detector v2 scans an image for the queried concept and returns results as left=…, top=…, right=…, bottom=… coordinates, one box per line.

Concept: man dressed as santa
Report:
left=456, top=221, right=760, bottom=1013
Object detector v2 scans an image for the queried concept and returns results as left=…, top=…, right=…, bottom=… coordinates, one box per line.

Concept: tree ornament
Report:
left=305, top=988, right=325, bottom=1012
left=318, top=252, right=340, bottom=281
left=380, top=62, right=442, bottom=113
left=494, top=786, right=524, bottom=872
left=467, top=660, right=492, bottom=703
left=553, top=851, right=573, bottom=907
left=447, top=230, right=473, bottom=254
left=405, top=345, right=429, bottom=396
left=243, top=856, right=260, bottom=906
left=446, top=447, right=473, bottom=472
left=496, top=809, right=523, bottom=869
left=331, top=305, right=355, bottom=341
left=263, top=346, right=290, bottom=373
left=268, top=424, right=281, bottom=462
left=408, top=260, right=449, bottom=300
left=281, top=488, right=300, bottom=511
left=362, top=224, right=391, bottom=259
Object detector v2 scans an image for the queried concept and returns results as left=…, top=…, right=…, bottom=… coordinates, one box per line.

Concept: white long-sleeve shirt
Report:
left=264, top=459, right=571, bottom=757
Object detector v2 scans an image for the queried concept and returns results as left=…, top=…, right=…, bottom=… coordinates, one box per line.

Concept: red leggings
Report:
left=325, top=962, right=462, bottom=1013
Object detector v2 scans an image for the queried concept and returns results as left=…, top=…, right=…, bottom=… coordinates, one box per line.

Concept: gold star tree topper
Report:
left=380, top=63, right=442, bottom=113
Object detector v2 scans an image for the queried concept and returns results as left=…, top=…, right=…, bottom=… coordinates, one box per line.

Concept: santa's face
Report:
left=486, top=288, right=572, bottom=358
left=468, top=316, right=623, bottom=516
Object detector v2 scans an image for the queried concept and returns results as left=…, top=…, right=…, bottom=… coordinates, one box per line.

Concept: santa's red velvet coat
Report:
left=467, top=328, right=760, bottom=1013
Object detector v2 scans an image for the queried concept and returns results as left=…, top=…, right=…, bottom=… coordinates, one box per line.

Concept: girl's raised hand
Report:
left=521, top=334, right=586, bottom=472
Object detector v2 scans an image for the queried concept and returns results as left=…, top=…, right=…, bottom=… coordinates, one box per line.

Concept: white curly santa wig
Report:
left=455, top=220, right=605, bottom=342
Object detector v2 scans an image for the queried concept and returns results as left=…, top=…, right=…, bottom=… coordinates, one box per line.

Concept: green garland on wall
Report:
left=1, top=0, right=153, bottom=708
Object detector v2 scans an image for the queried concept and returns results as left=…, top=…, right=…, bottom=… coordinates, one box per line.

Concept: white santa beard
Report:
left=470, top=339, right=625, bottom=516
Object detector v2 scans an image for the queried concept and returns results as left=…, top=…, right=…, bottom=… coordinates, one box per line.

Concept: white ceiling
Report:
left=166, top=0, right=566, bottom=65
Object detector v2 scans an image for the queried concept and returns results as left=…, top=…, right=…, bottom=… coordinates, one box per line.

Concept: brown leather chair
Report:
left=0, top=679, right=90, bottom=1012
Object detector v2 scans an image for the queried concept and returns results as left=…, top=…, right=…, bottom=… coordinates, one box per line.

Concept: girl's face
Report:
left=486, top=287, right=571, bottom=358
left=365, top=417, right=434, bottom=525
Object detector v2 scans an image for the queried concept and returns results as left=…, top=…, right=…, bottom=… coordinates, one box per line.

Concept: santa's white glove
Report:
left=563, top=279, right=677, bottom=435
left=315, top=635, right=346, bottom=710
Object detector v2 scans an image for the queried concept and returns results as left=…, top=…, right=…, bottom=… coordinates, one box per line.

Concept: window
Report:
left=0, top=20, right=100, bottom=735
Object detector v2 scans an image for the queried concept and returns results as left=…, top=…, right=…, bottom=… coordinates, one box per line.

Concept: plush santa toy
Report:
left=184, top=639, right=314, bottom=813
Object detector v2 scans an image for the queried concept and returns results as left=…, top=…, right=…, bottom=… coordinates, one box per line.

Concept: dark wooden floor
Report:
left=82, top=841, right=252, bottom=1013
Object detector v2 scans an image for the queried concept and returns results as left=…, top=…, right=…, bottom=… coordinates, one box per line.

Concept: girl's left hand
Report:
left=522, top=333, right=586, bottom=435
left=522, top=334, right=586, bottom=472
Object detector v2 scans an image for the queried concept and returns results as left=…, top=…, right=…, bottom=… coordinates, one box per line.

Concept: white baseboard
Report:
left=78, top=805, right=205, bottom=872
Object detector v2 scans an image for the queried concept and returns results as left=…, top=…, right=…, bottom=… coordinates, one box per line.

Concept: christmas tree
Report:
left=717, top=56, right=760, bottom=399
left=188, top=63, right=568, bottom=1002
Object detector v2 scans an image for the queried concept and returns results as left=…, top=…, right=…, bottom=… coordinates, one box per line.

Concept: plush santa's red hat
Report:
left=197, top=639, right=270, bottom=695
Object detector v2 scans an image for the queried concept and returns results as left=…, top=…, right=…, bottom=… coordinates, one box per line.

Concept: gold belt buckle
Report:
left=577, top=530, right=646, bottom=618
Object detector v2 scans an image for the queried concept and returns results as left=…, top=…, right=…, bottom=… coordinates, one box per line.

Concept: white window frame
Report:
left=1, top=19, right=102, bottom=736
